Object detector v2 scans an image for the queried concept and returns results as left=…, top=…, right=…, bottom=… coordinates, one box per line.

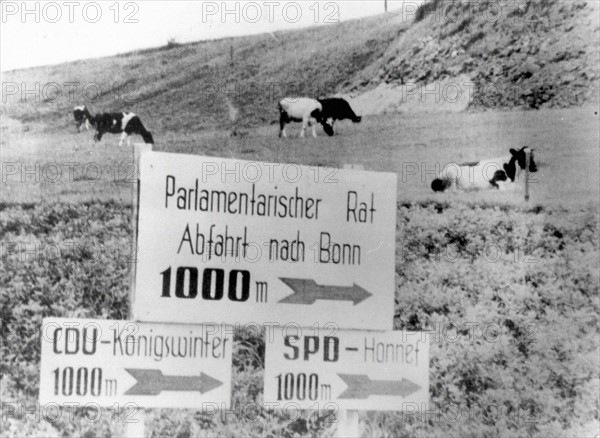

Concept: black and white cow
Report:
left=73, top=105, right=92, bottom=133
left=317, top=97, right=362, bottom=136
left=431, top=147, right=537, bottom=192
left=278, top=97, right=325, bottom=138
left=90, top=112, right=154, bottom=146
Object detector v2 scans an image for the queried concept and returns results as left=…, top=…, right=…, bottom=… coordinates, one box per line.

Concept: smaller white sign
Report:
left=39, top=318, right=232, bottom=409
left=264, top=327, right=429, bottom=411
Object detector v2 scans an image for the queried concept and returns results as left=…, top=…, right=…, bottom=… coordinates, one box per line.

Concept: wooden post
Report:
left=123, top=410, right=146, bottom=438
left=128, top=143, right=153, bottom=319
left=384, top=0, right=388, bottom=12
left=524, top=148, right=531, bottom=202
left=336, top=410, right=360, bottom=438
left=124, top=143, right=153, bottom=438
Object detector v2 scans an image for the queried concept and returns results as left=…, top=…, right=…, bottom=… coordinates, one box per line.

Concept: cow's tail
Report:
left=431, top=178, right=452, bottom=192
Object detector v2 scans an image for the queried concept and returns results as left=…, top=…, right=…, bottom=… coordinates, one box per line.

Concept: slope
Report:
left=2, top=0, right=598, bottom=132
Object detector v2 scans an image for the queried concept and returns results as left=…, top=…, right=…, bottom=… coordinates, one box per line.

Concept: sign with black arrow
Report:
left=264, top=327, right=429, bottom=410
left=133, top=152, right=397, bottom=330
left=39, top=318, right=232, bottom=408
left=277, top=279, right=372, bottom=305
left=337, top=374, right=422, bottom=399
left=124, top=370, right=223, bottom=396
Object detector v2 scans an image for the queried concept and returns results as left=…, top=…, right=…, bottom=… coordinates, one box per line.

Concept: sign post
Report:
left=133, top=152, right=397, bottom=330
left=336, top=409, right=360, bottom=438
left=125, top=143, right=153, bottom=437
left=129, top=143, right=153, bottom=320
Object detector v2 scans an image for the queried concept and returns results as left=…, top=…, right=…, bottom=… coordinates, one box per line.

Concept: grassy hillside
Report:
left=2, top=0, right=598, bottom=133
left=1, top=12, right=404, bottom=132
left=356, top=0, right=600, bottom=110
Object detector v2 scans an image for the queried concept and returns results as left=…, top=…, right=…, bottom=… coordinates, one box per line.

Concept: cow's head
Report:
left=489, top=169, right=508, bottom=189
left=322, top=121, right=334, bottom=136
left=73, top=106, right=92, bottom=131
left=431, top=178, right=452, bottom=192
left=352, top=115, right=362, bottom=123
left=311, top=109, right=335, bottom=137
left=503, top=147, right=537, bottom=181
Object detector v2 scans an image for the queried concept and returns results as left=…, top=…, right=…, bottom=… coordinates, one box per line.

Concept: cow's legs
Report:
left=310, top=120, right=317, bottom=138
left=300, top=115, right=311, bottom=138
left=119, top=132, right=128, bottom=147
left=279, top=118, right=288, bottom=138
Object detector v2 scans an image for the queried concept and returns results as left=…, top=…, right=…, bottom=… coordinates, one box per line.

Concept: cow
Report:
left=90, top=112, right=154, bottom=146
left=278, top=97, right=326, bottom=138
left=73, top=105, right=92, bottom=133
left=431, top=147, right=537, bottom=192
left=317, top=97, right=362, bottom=136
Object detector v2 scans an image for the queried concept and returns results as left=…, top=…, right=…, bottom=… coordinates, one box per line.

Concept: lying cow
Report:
left=318, top=97, right=362, bottom=135
left=278, top=97, right=328, bottom=138
left=90, top=112, right=154, bottom=146
left=431, top=147, right=537, bottom=192
left=73, top=105, right=92, bottom=132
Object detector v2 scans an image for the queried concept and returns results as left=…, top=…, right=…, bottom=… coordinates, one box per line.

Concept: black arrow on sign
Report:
left=124, top=369, right=222, bottom=396
left=337, top=374, right=421, bottom=399
left=277, top=278, right=372, bottom=305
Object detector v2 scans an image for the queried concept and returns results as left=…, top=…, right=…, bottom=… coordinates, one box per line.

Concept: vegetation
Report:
left=1, top=201, right=598, bottom=436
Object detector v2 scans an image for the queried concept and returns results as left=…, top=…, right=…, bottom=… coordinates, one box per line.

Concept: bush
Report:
left=1, top=200, right=598, bottom=436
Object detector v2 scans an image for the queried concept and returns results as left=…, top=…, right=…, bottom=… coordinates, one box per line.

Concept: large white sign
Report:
left=134, top=152, right=397, bottom=330
left=264, top=327, right=429, bottom=410
left=39, top=318, right=232, bottom=408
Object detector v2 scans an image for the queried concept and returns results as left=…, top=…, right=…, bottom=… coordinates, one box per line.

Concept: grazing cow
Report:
left=317, top=97, right=362, bottom=136
left=278, top=97, right=325, bottom=138
left=73, top=105, right=92, bottom=132
left=90, top=112, right=154, bottom=146
left=431, top=147, right=537, bottom=192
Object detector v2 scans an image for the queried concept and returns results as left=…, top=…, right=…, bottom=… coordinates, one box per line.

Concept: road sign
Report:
left=264, top=327, right=429, bottom=410
left=39, top=318, right=232, bottom=408
left=133, top=152, right=397, bottom=330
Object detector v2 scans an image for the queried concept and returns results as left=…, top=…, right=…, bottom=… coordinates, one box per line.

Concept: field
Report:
left=3, top=106, right=599, bottom=206
left=1, top=105, right=599, bottom=437
left=2, top=0, right=599, bottom=435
